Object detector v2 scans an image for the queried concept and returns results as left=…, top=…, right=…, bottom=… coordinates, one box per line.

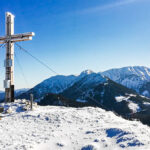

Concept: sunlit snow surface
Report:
left=115, top=95, right=140, bottom=113
left=102, top=66, right=150, bottom=93
left=0, top=100, right=150, bottom=150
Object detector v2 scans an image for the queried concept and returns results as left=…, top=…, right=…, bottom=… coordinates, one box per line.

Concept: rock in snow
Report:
left=0, top=100, right=150, bottom=150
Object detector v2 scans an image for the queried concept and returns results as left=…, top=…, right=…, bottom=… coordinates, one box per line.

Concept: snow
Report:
left=0, top=100, right=150, bottom=150
left=21, top=66, right=150, bottom=101
left=32, top=75, right=77, bottom=98
left=80, top=70, right=94, bottom=75
left=128, top=102, right=140, bottom=113
left=15, top=88, right=29, bottom=93
left=127, top=94, right=137, bottom=97
left=115, top=94, right=137, bottom=102
left=26, top=70, right=101, bottom=99
left=143, top=102, right=150, bottom=106
left=30, top=70, right=107, bottom=99
left=102, top=66, right=150, bottom=93
left=80, top=73, right=107, bottom=87
left=115, top=96, right=128, bottom=102
left=76, top=99, right=87, bottom=103
left=115, top=96, right=140, bottom=113
left=75, top=70, right=95, bottom=82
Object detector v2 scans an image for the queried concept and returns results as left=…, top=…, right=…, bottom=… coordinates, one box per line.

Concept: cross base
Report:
left=5, top=85, right=14, bottom=102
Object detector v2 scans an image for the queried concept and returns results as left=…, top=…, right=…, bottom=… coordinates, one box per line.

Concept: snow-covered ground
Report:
left=0, top=100, right=150, bottom=150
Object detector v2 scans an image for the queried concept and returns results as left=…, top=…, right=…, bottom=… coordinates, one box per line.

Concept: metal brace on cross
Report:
left=0, top=12, right=35, bottom=102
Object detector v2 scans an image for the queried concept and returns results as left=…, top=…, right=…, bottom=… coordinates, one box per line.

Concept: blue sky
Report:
left=0, top=0, right=150, bottom=90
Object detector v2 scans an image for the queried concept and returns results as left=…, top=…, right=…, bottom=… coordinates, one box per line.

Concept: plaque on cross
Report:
left=0, top=12, right=35, bottom=102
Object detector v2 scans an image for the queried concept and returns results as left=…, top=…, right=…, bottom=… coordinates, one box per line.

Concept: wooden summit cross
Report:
left=0, top=12, right=35, bottom=102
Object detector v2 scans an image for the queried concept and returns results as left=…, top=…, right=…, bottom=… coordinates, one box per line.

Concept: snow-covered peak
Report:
left=15, top=88, right=29, bottom=93
left=34, top=75, right=77, bottom=95
left=43, top=75, right=76, bottom=86
left=73, top=70, right=95, bottom=82
left=80, top=69, right=94, bottom=76
left=102, top=66, right=150, bottom=92
left=19, top=66, right=150, bottom=99
left=82, top=73, right=106, bottom=85
left=102, top=66, right=150, bottom=81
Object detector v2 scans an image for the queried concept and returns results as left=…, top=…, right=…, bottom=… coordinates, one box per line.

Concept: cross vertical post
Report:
left=5, top=12, right=15, bottom=102
left=0, top=12, right=35, bottom=103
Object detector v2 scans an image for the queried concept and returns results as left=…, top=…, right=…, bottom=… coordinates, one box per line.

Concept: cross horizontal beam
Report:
left=0, top=32, right=35, bottom=44
left=0, top=36, right=33, bottom=44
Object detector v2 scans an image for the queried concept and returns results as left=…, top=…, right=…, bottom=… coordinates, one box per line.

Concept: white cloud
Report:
left=77, top=0, right=142, bottom=14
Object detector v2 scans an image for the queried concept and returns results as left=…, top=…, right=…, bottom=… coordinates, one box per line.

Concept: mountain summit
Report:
left=102, top=66, right=150, bottom=97
left=18, top=66, right=150, bottom=99
left=17, top=66, right=150, bottom=125
left=80, top=69, right=94, bottom=76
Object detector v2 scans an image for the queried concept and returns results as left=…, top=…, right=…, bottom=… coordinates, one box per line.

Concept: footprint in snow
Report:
left=81, top=145, right=97, bottom=150
left=56, top=143, right=64, bottom=147
left=106, top=128, right=144, bottom=148
left=86, top=131, right=95, bottom=134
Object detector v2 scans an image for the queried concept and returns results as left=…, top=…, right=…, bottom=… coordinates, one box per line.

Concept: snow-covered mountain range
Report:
left=102, top=66, right=150, bottom=97
left=17, top=66, right=150, bottom=125
left=18, top=66, right=150, bottom=100
left=27, top=75, right=76, bottom=98
left=18, top=70, right=95, bottom=99
left=21, top=69, right=149, bottom=126
left=2, top=67, right=150, bottom=149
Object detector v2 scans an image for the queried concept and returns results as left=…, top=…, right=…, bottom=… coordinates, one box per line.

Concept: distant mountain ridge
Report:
left=102, top=66, right=150, bottom=97
left=37, top=71, right=150, bottom=126
left=16, top=66, right=150, bottom=125
left=0, top=88, right=29, bottom=102
left=18, top=70, right=94, bottom=99
left=18, top=66, right=150, bottom=100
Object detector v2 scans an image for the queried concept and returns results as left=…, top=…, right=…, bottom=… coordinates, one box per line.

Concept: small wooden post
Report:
left=30, top=94, right=33, bottom=110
